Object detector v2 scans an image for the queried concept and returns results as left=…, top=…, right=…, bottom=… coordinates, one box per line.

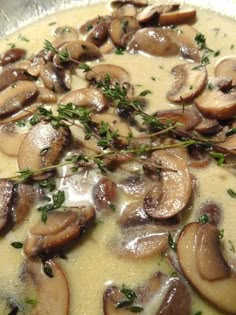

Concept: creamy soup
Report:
left=0, top=1, right=236, bottom=315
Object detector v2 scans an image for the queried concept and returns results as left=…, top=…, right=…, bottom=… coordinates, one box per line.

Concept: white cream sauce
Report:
left=0, top=2, right=236, bottom=315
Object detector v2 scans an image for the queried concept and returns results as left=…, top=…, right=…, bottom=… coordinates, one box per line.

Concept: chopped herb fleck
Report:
left=43, top=262, right=54, bottom=278
left=30, top=114, right=40, bottom=126
left=194, top=312, right=202, bottom=315
left=226, top=128, right=236, bottom=136
left=231, top=44, right=235, bottom=50
left=127, top=305, right=144, bottom=313
left=121, top=285, right=137, bottom=301
left=207, top=83, right=214, bottom=90
left=38, top=177, right=56, bottom=192
left=115, top=47, right=125, bottom=55
left=109, top=203, right=116, bottom=212
left=168, top=232, right=177, bottom=251
left=11, top=242, right=23, bottom=249
left=219, top=229, right=224, bottom=239
left=139, top=89, right=151, bottom=97
left=198, top=214, right=209, bottom=224
left=86, top=24, right=93, bottom=31
left=227, top=188, right=236, bottom=198
left=209, top=152, right=225, bottom=166
left=15, top=120, right=26, bottom=127
left=228, top=240, right=235, bottom=252
left=18, top=34, right=29, bottom=42
left=7, top=43, right=16, bottom=48
left=151, top=76, right=156, bottom=81
left=48, top=22, right=56, bottom=26
left=24, top=298, right=38, bottom=306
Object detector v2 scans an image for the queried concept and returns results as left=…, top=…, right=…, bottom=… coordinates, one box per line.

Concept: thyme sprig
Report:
left=44, top=39, right=70, bottom=62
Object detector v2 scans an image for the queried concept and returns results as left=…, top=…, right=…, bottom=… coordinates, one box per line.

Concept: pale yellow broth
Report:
left=0, top=2, right=236, bottom=315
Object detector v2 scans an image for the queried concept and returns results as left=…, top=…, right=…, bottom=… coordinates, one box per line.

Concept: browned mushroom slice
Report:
left=85, top=64, right=130, bottom=85
left=0, top=104, right=38, bottom=125
left=104, top=272, right=191, bottom=315
left=167, top=63, right=207, bottom=103
left=116, top=225, right=168, bottom=258
left=60, top=88, right=110, bottom=113
left=215, top=57, right=236, bottom=86
left=0, top=123, right=27, bottom=156
left=0, top=48, right=26, bottom=66
left=24, top=207, right=95, bottom=256
left=194, top=116, right=220, bottom=135
left=0, top=179, right=15, bottom=233
left=79, top=16, right=112, bottom=35
left=136, top=4, right=179, bottom=23
left=0, top=68, right=35, bottom=92
left=111, top=0, right=147, bottom=7
left=218, top=133, right=236, bottom=151
left=159, top=8, right=196, bottom=26
left=194, top=80, right=236, bottom=120
left=113, top=4, right=137, bottom=18
left=92, top=177, right=117, bottom=212
left=21, top=259, right=69, bottom=315
left=196, top=224, right=230, bottom=280
left=53, top=26, right=79, bottom=47
left=37, top=87, right=58, bottom=103
left=187, top=144, right=211, bottom=169
left=18, top=121, right=71, bottom=179
left=118, top=174, right=157, bottom=198
left=0, top=80, right=38, bottom=118
left=177, top=222, right=236, bottom=313
left=118, top=201, right=151, bottom=227
left=53, top=40, right=102, bottom=67
left=109, top=16, right=140, bottom=47
left=173, top=24, right=200, bottom=62
left=144, top=149, right=192, bottom=219
left=133, top=28, right=179, bottom=56
left=92, top=113, right=131, bottom=145
left=40, top=63, right=71, bottom=93
left=157, top=108, right=202, bottom=131
left=86, top=22, right=110, bottom=47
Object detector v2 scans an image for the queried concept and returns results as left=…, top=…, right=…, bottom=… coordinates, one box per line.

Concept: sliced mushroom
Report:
left=0, top=179, right=15, bottom=234
left=115, top=225, right=168, bottom=258
left=118, top=174, right=158, bottom=198
left=218, top=133, right=236, bottom=151
left=194, top=80, right=236, bottom=120
left=92, top=177, right=117, bottom=212
left=37, top=87, right=58, bottom=103
left=104, top=272, right=191, bottom=315
left=0, top=48, right=26, bottom=66
left=159, top=8, right=196, bottom=26
left=118, top=201, right=151, bottom=227
left=0, top=80, right=38, bottom=118
left=187, top=144, right=211, bottom=169
left=40, top=63, right=71, bottom=93
left=24, top=207, right=95, bottom=256
left=196, top=223, right=230, bottom=280
left=0, top=104, right=38, bottom=124
left=86, top=22, right=110, bottom=47
left=21, top=259, right=69, bottom=315
left=0, top=123, right=27, bottom=156
left=157, top=108, right=202, bottom=131
left=79, top=16, right=112, bottom=35
left=113, top=4, right=137, bottom=18
left=92, top=113, right=131, bottom=145
left=53, top=26, right=79, bottom=47
left=167, top=63, right=207, bottom=103
left=177, top=222, right=236, bottom=314
left=18, top=121, right=71, bottom=179
left=85, top=63, right=130, bottom=85
left=194, top=116, right=220, bottom=135
left=144, top=149, right=192, bottom=219
left=53, top=40, right=102, bottom=67
left=109, top=16, right=140, bottom=47
left=110, top=0, right=147, bottom=7
left=215, top=57, right=236, bottom=86
left=103, top=152, right=133, bottom=171
left=60, top=88, right=110, bottom=113
left=136, top=4, right=179, bottom=24
left=0, top=68, right=35, bottom=92
left=133, top=28, right=179, bottom=56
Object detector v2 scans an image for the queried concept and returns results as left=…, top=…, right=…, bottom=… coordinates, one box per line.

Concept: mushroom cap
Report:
left=21, top=258, right=69, bottom=315
left=177, top=222, right=236, bottom=314
left=0, top=179, right=15, bottom=233
left=60, top=87, right=110, bottom=113
left=167, top=63, right=207, bottom=102
left=0, top=80, right=38, bottom=118
left=0, top=68, right=35, bottom=92
left=144, top=149, right=192, bottom=219
left=159, top=8, right=196, bottom=26
left=24, top=207, right=95, bottom=256
left=194, top=80, right=236, bottom=120
left=215, top=57, right=236, bottom=86
left=134, top=28, right=179, bottom=56
left=17, top=121, right=71, bottom=179
left=0, top=48, right=26, bottom=67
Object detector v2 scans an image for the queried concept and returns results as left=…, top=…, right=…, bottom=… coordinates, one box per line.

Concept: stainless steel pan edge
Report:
left=0, top=0, right=236, bottom=38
